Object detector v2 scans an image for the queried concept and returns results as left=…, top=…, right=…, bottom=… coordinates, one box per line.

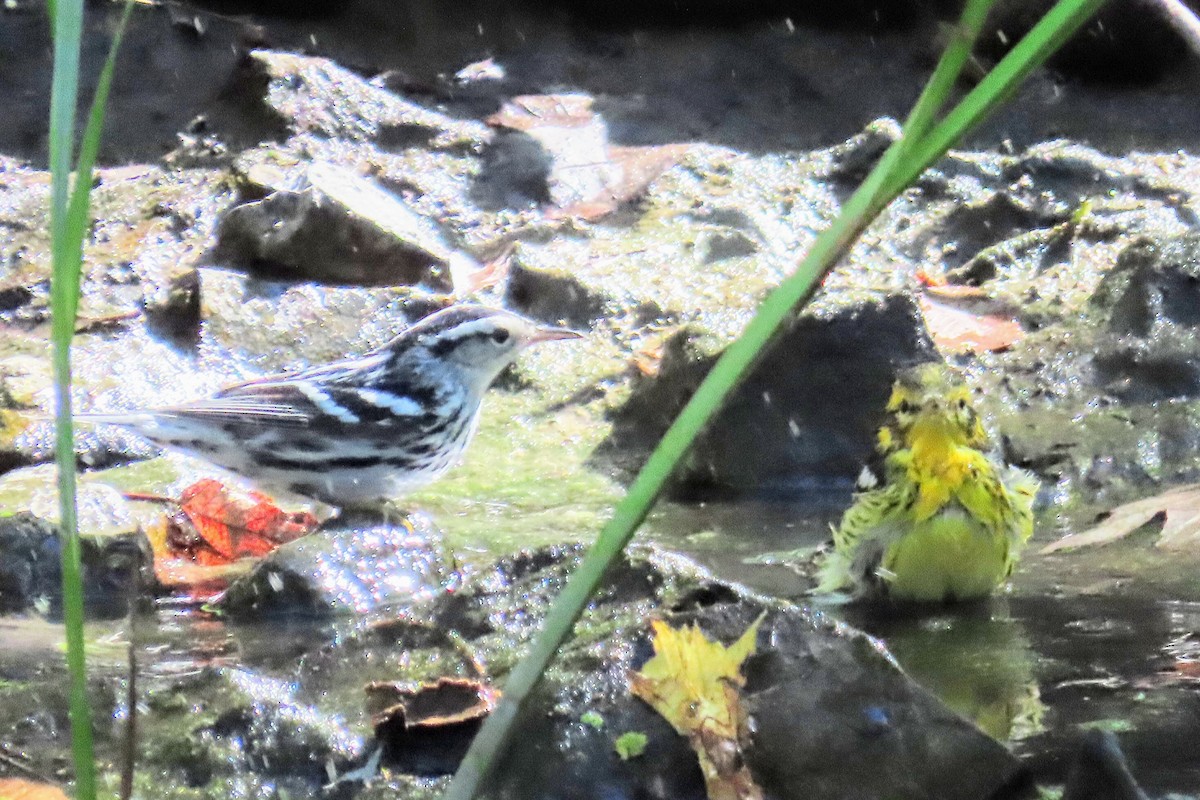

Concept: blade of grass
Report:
left=885, top=0, right=1110, bottom=196
left=47, top=0, right=91, bottom=796
left=48, top=3, right=133, bottom=798
left=446, top=0, right=1099, bottom=796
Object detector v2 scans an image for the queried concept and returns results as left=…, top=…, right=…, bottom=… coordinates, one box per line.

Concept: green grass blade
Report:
left=891, top=0, right=996, bottom=162
left=64, top=0, right=133, bottom=323
left=445, top=2, right=1007, bottom=798
left=886, top=0, right=1111, bottom=195
left=48, top=3, right=133, bottom=798
left=46, top=0, right=92, bottom=795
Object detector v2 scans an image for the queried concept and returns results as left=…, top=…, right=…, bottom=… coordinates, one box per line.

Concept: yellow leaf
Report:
left=629, top=615, right=765, bottom=800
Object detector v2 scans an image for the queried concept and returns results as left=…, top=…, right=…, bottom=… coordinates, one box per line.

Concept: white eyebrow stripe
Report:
left=356, top=389, right=425, bottom=416
left=435, top=319, right=496, bottom=342
left=295, top=381, right=361, bottom=424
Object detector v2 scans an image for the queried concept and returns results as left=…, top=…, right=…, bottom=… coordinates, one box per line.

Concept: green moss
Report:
left=408, top=390, right=620, bottom=558
left=614, top=730, right=648, bottom=760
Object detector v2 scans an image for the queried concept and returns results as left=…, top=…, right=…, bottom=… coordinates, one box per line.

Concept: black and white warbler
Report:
left=86, top=305, right=581, bottom=509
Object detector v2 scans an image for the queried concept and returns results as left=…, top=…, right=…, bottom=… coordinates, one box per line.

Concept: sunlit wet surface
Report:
left=646, top=495, right=1200, bottom=796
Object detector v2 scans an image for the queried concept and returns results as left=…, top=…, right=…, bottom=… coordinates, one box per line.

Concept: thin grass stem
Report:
left=47, top=3, right=134, bottom=797
left=441, top=0, right=1091, bottom=796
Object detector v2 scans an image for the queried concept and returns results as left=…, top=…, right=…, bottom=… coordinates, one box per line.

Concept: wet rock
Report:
left=142, top=263, right=201, bottom=347
left=0, top=509, right=148, bottom=618
left=144, top=667, right=368, bottom=797
left=1062, top=730, right=1148, bottom=800
left=248, top=50, right=489, bottom=152
left=217, top=512, right=454, bottom=619
left=195, top=268, right=428, bottom=372
left=597, top=295, right=937, bottom=496
left=422, top=545, right=1023, bottom=798
left=825, top=116, right=902, bottom=181
left=1093, top=235, right=1200, bottom=402
left=0, top=162, right=230, bottom=325
left=207, top=162, right=469, bottom=288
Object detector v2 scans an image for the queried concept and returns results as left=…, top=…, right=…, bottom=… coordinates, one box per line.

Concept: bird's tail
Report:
left=73, top=411, right=156, bottom=428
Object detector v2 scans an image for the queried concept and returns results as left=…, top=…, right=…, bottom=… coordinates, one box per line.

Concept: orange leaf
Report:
left=0, top=779, right=70, bottom=800
left=176, top=478, right=318, bottom=564
left=144, top=517, right=251, bottom=597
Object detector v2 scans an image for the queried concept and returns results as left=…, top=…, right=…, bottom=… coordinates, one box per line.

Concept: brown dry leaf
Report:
left=922, top=283, right=990, bottom=300
left=0, top=779, right=69, bottom=800
left=1042, top=484, right=1200, bottom=553
left=629, top=615, right=765, bottom=800
left=548, top=143, right=690, bottom=222
left=918, top=293, right=1023, bottom=354
left=488, top=93, right=687, bottom=220
left=487, top=94, right=596, bottom=131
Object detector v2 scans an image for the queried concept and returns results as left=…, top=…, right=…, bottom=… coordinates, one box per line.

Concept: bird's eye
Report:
left=491, top=328, right=510, bottom=344
left=898, top=400, right=912, bottom=413
left=958, top=399, right=967, bottom=409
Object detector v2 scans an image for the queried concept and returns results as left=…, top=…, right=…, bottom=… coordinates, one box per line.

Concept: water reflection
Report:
left=649, top=498, right=1200, bottom=793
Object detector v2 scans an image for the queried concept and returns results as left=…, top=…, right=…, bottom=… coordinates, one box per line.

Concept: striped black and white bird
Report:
left=83, top=305, right=580, bottom=509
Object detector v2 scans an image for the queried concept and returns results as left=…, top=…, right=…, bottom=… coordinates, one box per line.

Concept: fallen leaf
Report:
left=368, top=677, right=498, bottom=774
left=139, top=479, right=319, bottom=596
left=918, top=292, right=1023, bottom=354
left=366, top=677, right=498, bottom=730
left=174, top=478, right=319, bottom=564
left=1042, top=484, right=1200, bottom=553
left=487, top=94, right=596, bottom=131
left=922, top=283, right=990, bottom=300
left=0, top=779, right=70, bottom=800
left=453, top=57, right=505, bottom=85
left=629, top=615, right=765, bottom=800
left=548, top=144, right=690, bottom=222
left=488, top=93, right=687, bottom=220
left=143, top=517, right=252, bottom=595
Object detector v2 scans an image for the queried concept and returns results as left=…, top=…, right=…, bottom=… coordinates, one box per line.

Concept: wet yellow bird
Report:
left=816, top=363, right=1038, bottom=602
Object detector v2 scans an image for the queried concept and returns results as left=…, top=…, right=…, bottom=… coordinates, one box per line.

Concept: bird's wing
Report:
left=156, top=382, right=316, bottom=428
left=817, top=482, right=909, bottom=594
left=161, top=376, right=432, bottom=430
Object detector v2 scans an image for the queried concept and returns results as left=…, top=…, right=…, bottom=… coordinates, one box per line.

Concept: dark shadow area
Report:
left=4, top=0, right=1200, bottom=167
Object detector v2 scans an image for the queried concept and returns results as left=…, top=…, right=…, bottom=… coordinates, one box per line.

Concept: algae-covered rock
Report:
left=1093, top=235, right=1200, bottom=402
left=0, top=510, right=147, bottom=617
left=247, top=49, right=489, bottom=151
left=207, top=162, right=469, bottom=288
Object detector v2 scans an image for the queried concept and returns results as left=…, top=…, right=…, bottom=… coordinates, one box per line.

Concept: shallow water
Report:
left=647, top=495, right=1200, bottom=796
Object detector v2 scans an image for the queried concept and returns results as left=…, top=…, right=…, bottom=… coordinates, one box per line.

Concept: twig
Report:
left=1147, top=0, right=1200, bottom=55
left=119, top=560, right=139, bottom=800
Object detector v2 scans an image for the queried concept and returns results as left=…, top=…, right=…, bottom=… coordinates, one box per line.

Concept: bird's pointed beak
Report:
left=528, top=325, right=584, bottom=344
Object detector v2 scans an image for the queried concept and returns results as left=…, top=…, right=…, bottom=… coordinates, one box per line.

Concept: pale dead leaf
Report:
left=0, top=779, right=70, bottom=800
left=630, top=616, right=764, bottom=800
left=489, top=93, right=687, bottom=220
left=918, top=293, right=1023, bottom=354
left=1041, top=484, right=1200, bottom=553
